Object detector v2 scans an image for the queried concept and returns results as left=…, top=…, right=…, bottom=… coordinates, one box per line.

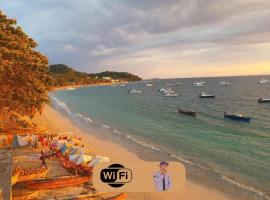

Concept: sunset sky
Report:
left=1, top=0, right=270, bottom=78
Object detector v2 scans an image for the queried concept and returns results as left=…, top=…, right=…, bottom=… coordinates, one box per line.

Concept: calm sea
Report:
left=50, top=75, right=270, bottom=200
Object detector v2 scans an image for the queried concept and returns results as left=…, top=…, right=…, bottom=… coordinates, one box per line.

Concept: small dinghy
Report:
left=128, top=89, right=142, bottom=94
left=224, top=112, right=251, bottom=122
left=200, top=92, right=215, bottom=98
left=178, top=109, right=196, bottom=117
left=258, top=98, right=270, bottom=103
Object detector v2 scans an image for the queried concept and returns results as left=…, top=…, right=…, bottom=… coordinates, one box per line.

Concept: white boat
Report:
left=258, top=79, right=270, bottom=84
left=158, top=88, right=166, bottom=92
left=119, top=84, right=126, bottom=87
left=200, top=92, right=215, bottom=98
left=164, top=93, right=179, bottom=97
left=128, top=88, right=142, bottom=94
left=146, top=83, right=153, bottom=87
left=193, top=81, right=204, bottom=87
left=66, top=86, right=76, bottom=90
left=218, top=81, right=232, bottom=86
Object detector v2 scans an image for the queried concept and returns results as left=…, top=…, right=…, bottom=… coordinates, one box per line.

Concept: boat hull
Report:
left=224, top=114, right=251, bottom=122
left=258, top=99, right=270, bottom=103
left=200, top=95, right=215, bottom=98
left=178, top=110, right=196, bottom=117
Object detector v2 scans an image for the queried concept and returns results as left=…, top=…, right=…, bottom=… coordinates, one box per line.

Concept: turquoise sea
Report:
left=50, top=75, right=270, bottom=200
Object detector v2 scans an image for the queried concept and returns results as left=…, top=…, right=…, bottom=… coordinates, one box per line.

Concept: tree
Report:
left=0, top=10, right=51, bottom=132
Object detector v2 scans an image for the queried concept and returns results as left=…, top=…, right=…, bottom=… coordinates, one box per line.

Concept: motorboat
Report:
left=259, top=78, right=270, bottom=84
left=258, top=98, right=270, bottom=103
left=218, top=81, right=232, bottom=86
left=158, top=88, right=166, bottom=92
left=199, top=92, right=215, bottom=98
left=128, top=89, right=142, bottom=94
left=193, top=81, right=204, bottom=87
left=178, top=109, right=196, bottom=117
left=146, top=83, right=153, bottom=87
left=119, top=84, right=126, bottom=87
left=224, top=112, right=251, bottom=122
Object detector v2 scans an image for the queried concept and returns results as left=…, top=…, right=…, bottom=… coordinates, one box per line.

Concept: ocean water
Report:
left=50, top=75, right=270, bottom=200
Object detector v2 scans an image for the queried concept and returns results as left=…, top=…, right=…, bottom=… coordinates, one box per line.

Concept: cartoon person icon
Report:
left=153, top=161, right=171, bottom=192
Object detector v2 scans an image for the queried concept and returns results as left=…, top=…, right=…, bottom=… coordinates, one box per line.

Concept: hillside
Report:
left=49, top=64, right=141, bottom=86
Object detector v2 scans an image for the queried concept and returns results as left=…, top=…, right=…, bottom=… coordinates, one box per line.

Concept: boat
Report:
left=26, top=175, right=91, bottom=190
left=158, top=88, right=166, bottom=92
left=178, top=109, right=196, bottom=117
left=224, top=112, right=251, bottom=122
left=193, top=81, right=204, bottom=87
left=146, top=83, right=153, bottom=87
left=119, top=84, right=126, bottom=87
left=258, top=78, right=270, bottom=84
left=258, top=98, right=270, bottom=103
left=17, top=166, right=48, bottom=182
left=128, top=89, right=142, bottom=94
left=199, top=92, right=215, bottom=98
left=218, top=81, right=232, bottom=86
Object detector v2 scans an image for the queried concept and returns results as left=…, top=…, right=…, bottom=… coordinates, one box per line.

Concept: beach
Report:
left=34, top=104, right=231, bottom=200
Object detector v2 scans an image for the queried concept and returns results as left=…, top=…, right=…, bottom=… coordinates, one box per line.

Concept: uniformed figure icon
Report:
left=153, top=161, right=171, bottom=192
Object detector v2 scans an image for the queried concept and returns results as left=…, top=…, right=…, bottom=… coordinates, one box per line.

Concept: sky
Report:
left=1, top=0, right=270, bottom=79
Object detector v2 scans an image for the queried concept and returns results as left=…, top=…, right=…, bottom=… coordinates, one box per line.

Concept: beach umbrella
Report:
left=87, top=156, right=110, bottom=168
left=70, top=154, right=92, bottom=165
left=60, top=143, right=69, bottom=154
left=69, top=147, right=91, bottom=155
left=51, top=139, right=65, bottom=149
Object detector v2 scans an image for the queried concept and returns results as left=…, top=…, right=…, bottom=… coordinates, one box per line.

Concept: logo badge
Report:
left=100, top=163, right=132, bottom=188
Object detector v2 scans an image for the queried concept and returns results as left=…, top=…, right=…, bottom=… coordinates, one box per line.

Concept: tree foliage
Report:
left=0, top=11, right=50, bottom=132
left=49, top=64, right=141, bottom=87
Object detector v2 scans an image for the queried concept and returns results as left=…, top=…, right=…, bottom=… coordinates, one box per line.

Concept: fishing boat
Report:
left=218, top=81, right=232, bottom=86
left=128, top=89, right=142, bottom=94
left=258, top=78, right=270, bottom=84
left=178, top=109, right=196, bottom=117
left=17, top=166, right=48, bottom=182
left=224, top=112, right=251, bottom=122
left=26, top=175, right=91, bottom=190
left=258, top=98, right=270, bottom=103
left=193, top=81, right=204, bottom=87
left=199, top=92, right=215, bottom=98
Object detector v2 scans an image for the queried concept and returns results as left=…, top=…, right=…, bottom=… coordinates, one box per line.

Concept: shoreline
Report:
left=33, top=105, right=231, bottom=200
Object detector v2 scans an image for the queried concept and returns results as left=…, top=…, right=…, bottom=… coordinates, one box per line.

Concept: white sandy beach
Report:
left=34, top=105, right=231, bottom=200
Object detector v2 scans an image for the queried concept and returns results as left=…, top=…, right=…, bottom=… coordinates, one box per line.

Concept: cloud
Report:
left=1, top=0, right=270, bottom=78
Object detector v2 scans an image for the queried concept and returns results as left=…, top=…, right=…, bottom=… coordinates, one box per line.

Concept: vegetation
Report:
left=0, top=10, right=141, bottom=132
left=49, top=64, right=141, bottom=87
left=0, top=11, right=50, bottom=132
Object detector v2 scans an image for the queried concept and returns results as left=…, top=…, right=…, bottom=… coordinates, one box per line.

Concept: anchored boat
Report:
left=128, top=89, right=142, bottom=94
left=178, top=109, right=196, bottom=117
left=258, top=98, right=270, bottom=103
left=224, top=112, right=251, bottom=122
left=200, top=92, right=215, bottom=98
